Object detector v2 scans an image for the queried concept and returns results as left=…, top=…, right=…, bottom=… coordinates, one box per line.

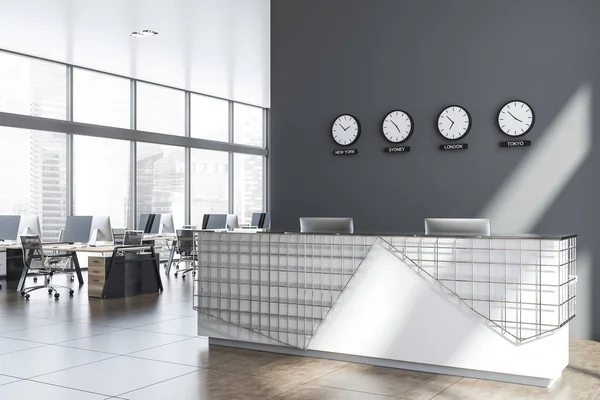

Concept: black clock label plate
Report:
left=333, top=149, right=358, bottom=156
left=500, top=140, right=531, bottom=148
left=385, top=146, right=410, bottom=153
left=439, top=143, right=468, bottom=151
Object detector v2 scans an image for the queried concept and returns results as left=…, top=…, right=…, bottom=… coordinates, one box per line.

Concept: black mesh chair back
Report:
left=123, top=230, right=144, bottom=246
left=20, top=234, right=46, bottom=271
left=176, top=229, right=195, bottom=256
left=173, top=229, right=197, bottom=279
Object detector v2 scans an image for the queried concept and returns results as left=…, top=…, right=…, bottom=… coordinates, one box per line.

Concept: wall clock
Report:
left=331, top=114, right=360, bottom=146
left=382, top=110, right=414, bottom=143
left=437, top=106, right=471, bottom=141
left=498, top=100, right=534, bottom=137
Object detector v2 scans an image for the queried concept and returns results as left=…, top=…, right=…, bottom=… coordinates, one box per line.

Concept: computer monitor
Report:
left=226, top=214, right=239, bottom=230
left=0, top=215, right=21, bottom=240
left=201, top=214, right=228, bottom=230
left=299, top=217, right=354, bottom=234
left=251, top=213, right=271, bottom=229
left=158, top=213, right=175, bottom=235
left=139, top=214, right=160, bottom=234
left=18, top=215, right=42, bottom=238
left=424, top=218, right=491, bottom=237
left=89, top=215, right=113, bottom=244
left=62, top=216, right=94, bottom=243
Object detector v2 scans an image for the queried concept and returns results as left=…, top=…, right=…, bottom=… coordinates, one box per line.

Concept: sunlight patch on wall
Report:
left=480, top=84, right=592, bottom=233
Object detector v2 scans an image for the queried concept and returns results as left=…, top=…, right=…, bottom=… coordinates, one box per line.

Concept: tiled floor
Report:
left=0, top=272, right=598, bottom=399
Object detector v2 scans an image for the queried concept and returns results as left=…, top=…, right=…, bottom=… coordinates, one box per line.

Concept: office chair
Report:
left=52, top=228, right=75, bottom=283
left=123, top=230, right=144, bottom=246
left=173, top=229, right=197, bottom=279
left=112, top=228, right=127, bottom=245
left=20, top=235, right=75, bottom=300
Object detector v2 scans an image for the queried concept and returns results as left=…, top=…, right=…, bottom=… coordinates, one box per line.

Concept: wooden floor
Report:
left=0, top=272, right=598, bottom=399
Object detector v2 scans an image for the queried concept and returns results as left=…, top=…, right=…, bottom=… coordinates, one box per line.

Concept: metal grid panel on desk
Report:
left=193, top=233, right=375, bottom=349
left=384, top=236, right=577, bottom=342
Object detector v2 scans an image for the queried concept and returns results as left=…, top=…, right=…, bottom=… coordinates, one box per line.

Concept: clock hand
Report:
left=390, top=120, right=401, bottom=132
left=446, top=116, right=455, bottom=123
left=338, top=124, right=349, bottom=131
left=507, top=111, right=522, bottom=123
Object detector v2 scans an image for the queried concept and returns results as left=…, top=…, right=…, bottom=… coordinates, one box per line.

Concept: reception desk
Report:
left=193, top=232, right=577, bottom=387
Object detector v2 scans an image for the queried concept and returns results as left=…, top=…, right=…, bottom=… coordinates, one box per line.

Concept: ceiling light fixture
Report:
left=129, top=31, right=143, bottom=38
left=141, top=30, right=158, bottom=36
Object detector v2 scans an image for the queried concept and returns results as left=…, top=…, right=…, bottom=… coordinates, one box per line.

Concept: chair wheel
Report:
left=182, top=275, right=186, bottom=279
left=174, top=273, right=178, bottom=278
left=33, top=277, right=38, bottom=283
left=25, top=294, right=30, bottom=300
left=69, top=290, right=74, bottom=296
left=48, top=289, right=53, bottom=295
left=70, top=276, right=75, bottom=282
left=21, top=291, right=25, bottom=296
left=192, top=271, right=196, bottom=276
left=54, top=293, right=60, bottom=299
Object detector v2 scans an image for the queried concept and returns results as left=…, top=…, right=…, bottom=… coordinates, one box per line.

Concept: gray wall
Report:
left=270, top=0, right=600, bottom=339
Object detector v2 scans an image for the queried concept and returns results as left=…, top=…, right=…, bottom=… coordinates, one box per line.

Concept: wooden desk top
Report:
left=0, top=243, right=160, bottom=253
left=143, top=234, right=177, bottom=241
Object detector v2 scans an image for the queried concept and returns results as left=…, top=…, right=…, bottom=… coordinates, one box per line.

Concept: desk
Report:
left=0, top=243, right=165, bottom=292
left=142, top=234, right=177, bottom=275
left=87, top=245, right=162, bottom=298
left=194, top=231, right=577, bottom=388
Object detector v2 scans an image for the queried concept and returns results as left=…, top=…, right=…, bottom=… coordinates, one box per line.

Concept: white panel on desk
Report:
left=308, top=243, right=569, bottom=381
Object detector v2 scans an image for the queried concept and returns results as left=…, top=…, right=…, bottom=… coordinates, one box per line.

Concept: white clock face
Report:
left=498, top=101, right=534, bottom=137
left=382, top=110, right=414, bottom=143
left=331, top=114, right=360, bottom=146
left=437, top=106, right=471, bottom=141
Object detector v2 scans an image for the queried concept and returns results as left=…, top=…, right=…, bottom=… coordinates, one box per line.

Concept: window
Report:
left=0, top=127, right=67, bottom=240
left=73, top=69, right=130, bottom=129
left=136, top=82, right=185, bottom=136
left=234, top=154, right=264, bottom=225
left=191, top=94, right=229, bottom=142
left=0, top=51, right=66, bottom=119
left=191, top=149, right=229, bottom=228
left=234, top=104, right=263, bottom=146
left=136, top=143, right=185, bottom=228
left=73, top=136, right=131, bottom=228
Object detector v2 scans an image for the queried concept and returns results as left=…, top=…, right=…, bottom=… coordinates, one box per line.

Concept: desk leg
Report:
left=153, top=247, right=164, bottom=291
left=165, top=242, right=176, bottom=275
left=17, top=263, right=27, bottom=293
left=8, top=248, right=27, bottom=293
left=72, top=252, right=84, bottom=286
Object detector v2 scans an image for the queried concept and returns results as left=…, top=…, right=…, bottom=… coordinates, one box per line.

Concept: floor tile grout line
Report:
left=21, top=354, right=122, bottom=381
left=124, top=336, right=200, bottom=355
left=0, top=325, right=127, bottom=347
left=127, top=327, right=197, bottom=338
left=112, top=368, right=203, bottom=398
left=0, top=338, right=50, bottom=359
left=22, top=374, right=120, bottom=397
left=53, top=335, right=195, bottom=357
left=0, top=320, right=65, bottom=335
left=429, top=377, right=463, bottom=400
left=124, top=353, right=209, bottom=369
left=69, top=315, right=186, bottom=329
left=309, top=382, right=411, bottom=400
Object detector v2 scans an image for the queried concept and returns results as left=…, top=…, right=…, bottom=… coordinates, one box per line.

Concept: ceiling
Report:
left=0, top=0, right=270, bottom=107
